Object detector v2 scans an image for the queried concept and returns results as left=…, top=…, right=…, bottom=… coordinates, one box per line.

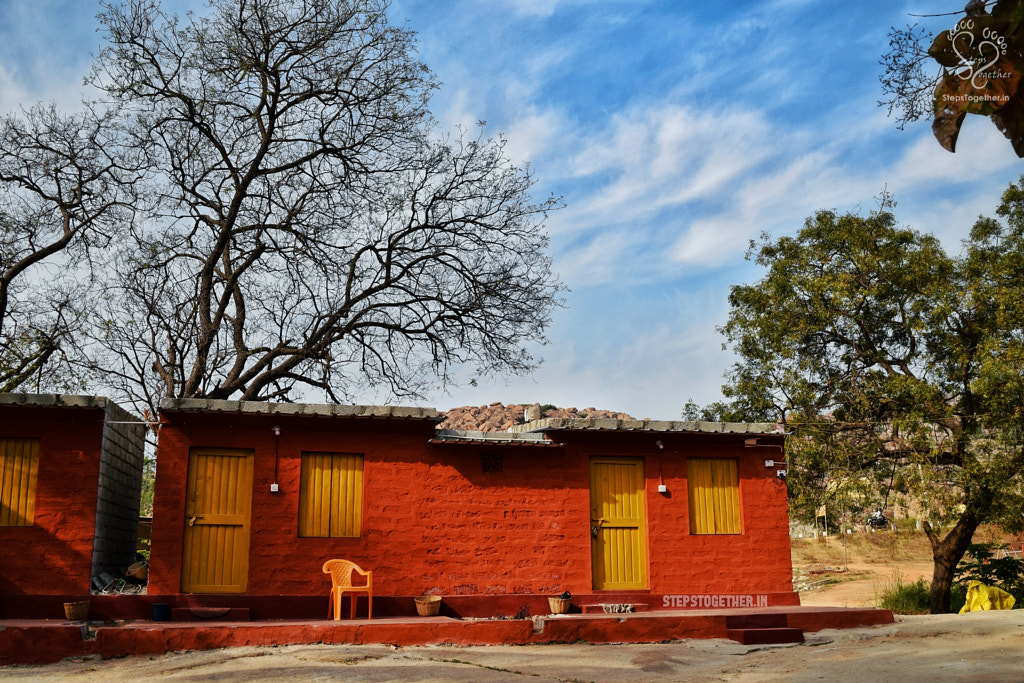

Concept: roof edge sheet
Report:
left=160, top=397, right=441, bottom=421
left=0, top=393, right=110, bottom=410
left=430, top=429, right=561, bottom=446
left=506, top=417, right=785, bottom=435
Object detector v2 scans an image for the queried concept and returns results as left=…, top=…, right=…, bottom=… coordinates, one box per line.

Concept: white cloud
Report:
left=565, top=104, right=777, bottom=228
left=501, top=107, right=565, bottom=167
left=552, top=229, right=635, bottom=286
left=889, top=121, right=1020, bottom=186
left=549, top=92, right=1024, bottom=285
left=670, top=149, right=866, bottom=266
left=498, top=0, right=637, bottom=18
left=500, top=0, right=562, bottom=18
left=425, top=281, right=737, bottom=420
left=0, top=65, right=28, bottom=114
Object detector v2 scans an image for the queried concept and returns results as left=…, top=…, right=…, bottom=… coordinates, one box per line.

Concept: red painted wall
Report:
left=630, top=434, right=794, bottom=595
left=150, top=411, right=793, bottom=601
left=0, top=405, right=105, bottom=595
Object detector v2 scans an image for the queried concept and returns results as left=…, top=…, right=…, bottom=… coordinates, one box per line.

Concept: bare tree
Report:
left=879, top=23, right=939, bottom=129
left=0, top=103, right=138, bottom=392
left=88, top=0, right=564, bottom=412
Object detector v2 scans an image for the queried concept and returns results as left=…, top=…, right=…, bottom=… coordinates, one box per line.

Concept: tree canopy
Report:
left=0, top=0, right=563, bottom=412
left=716, top=185, right=1024, bottom=613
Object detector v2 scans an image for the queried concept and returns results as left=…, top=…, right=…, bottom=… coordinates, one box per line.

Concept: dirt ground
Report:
left=3, top=611, right=1023, bottom=682
left=4, top=531, right=1022, bottom=682
left=792, top=531, right=937, bottom=609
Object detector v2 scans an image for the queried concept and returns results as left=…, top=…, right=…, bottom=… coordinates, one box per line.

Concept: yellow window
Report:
left=687, top=458, right=741, bottom=534
left=298, top=452, right=363, bottom=537
left=0, top=438, right=40, bottom=527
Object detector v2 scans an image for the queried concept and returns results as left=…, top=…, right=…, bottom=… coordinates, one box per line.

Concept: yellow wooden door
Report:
left=181, top=448, right=254, bottom=593
left=590, top=457, right=647, bottom=590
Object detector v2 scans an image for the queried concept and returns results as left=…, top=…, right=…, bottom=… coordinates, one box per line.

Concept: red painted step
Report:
left=726, top=627, right=804, bottom=645
left=725, top=613, right=788, bottom=629
left=171, top=607, right=251, bottom=622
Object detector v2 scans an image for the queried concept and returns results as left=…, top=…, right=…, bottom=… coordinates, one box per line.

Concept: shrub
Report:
left=877, top=574, right=931, bottom=614
left=952, top=543, right=1024, bottom=610
left=893, top=516, right=917, bottom=533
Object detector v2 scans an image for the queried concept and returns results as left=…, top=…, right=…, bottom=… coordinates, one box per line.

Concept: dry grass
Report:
left=791, top=529, right=932, bottom=568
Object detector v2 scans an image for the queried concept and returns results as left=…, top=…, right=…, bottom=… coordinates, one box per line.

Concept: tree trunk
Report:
left=924, top=513, right=979, bottom=613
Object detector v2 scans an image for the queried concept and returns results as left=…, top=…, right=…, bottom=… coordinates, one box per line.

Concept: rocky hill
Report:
left=439, top=402, right=637, bottom=432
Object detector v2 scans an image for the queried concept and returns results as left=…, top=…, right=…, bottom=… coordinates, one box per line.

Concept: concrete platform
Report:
left=0, top=606, right=893, bottom=666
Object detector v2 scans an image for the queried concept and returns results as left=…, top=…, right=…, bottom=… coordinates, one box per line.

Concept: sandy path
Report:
left=799, top=560, right=934, bottom=607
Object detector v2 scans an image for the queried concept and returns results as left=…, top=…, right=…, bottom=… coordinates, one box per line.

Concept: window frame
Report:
left=297, top=451, right=364, bottom=538
left=0, top=438, right=41, bottom=527
left=686, top=457, right=742, bottom=535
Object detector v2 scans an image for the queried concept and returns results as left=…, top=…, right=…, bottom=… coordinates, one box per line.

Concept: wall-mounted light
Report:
left=655, top=440, right=666, bottom=493
left=271, top=425, right=281, bottom=492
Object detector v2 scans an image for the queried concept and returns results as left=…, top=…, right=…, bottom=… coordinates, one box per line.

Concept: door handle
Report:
left=591, top=525, right=599, bottom=538
left=188, top=515, right=202, bottom=527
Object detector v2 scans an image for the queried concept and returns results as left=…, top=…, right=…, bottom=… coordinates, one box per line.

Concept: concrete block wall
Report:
left=91, top=401, right=147, bottom=582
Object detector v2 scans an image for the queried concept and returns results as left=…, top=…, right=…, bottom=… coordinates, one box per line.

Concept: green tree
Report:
left=717, top=187, right=1024, bottom=613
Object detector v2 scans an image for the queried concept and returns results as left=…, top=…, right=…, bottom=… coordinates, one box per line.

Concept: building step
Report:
left=579, top=603, right=649, bottom=614
left=726, top=627, right=804, bottom=645
left=725, top=614, right=789, bottom=629
left=171, top=607, right=251, bottom=622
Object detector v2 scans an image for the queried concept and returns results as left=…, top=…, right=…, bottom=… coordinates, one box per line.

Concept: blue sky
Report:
left=2, top=0, right=1022, bottom=419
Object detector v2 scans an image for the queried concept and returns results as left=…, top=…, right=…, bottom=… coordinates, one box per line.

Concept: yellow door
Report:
left=181, top=448, right=254, bottom=593
left=590, top=457, right=647, bottom=590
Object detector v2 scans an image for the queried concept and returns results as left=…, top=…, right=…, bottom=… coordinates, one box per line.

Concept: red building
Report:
left=148, top=399, right=795, bottom=617
left=0, top=394, right=146, bottom=602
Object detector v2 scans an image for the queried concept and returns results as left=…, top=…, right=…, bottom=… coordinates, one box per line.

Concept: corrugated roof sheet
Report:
left=429, top=429, right=563, bottom=447
left=0, top=393, right=110, bottom=409
left=507, top=417, right=785, bottom=435
left=2, top=394, right=783, bottom=437
left=160, top=398, right=441, bottom=421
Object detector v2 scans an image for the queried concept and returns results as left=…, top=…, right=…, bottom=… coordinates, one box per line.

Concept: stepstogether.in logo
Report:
left=941, top=92, right=1011, bottom=105
left=948, top=17, right=1014, bottom=90
left=662, top=594, right=769, bottom=608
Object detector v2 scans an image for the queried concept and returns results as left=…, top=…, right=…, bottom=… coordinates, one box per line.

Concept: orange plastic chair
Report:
left=323, top=559, right=373, bottom=620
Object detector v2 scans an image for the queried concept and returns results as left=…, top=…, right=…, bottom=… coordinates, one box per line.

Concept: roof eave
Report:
left=506, top=417, right=786, bottom=436
left=158, top=398, right=442, bottom=422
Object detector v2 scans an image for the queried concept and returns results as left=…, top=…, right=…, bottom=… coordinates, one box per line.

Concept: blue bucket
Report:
left=152, top=603, right=170, bottom=621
